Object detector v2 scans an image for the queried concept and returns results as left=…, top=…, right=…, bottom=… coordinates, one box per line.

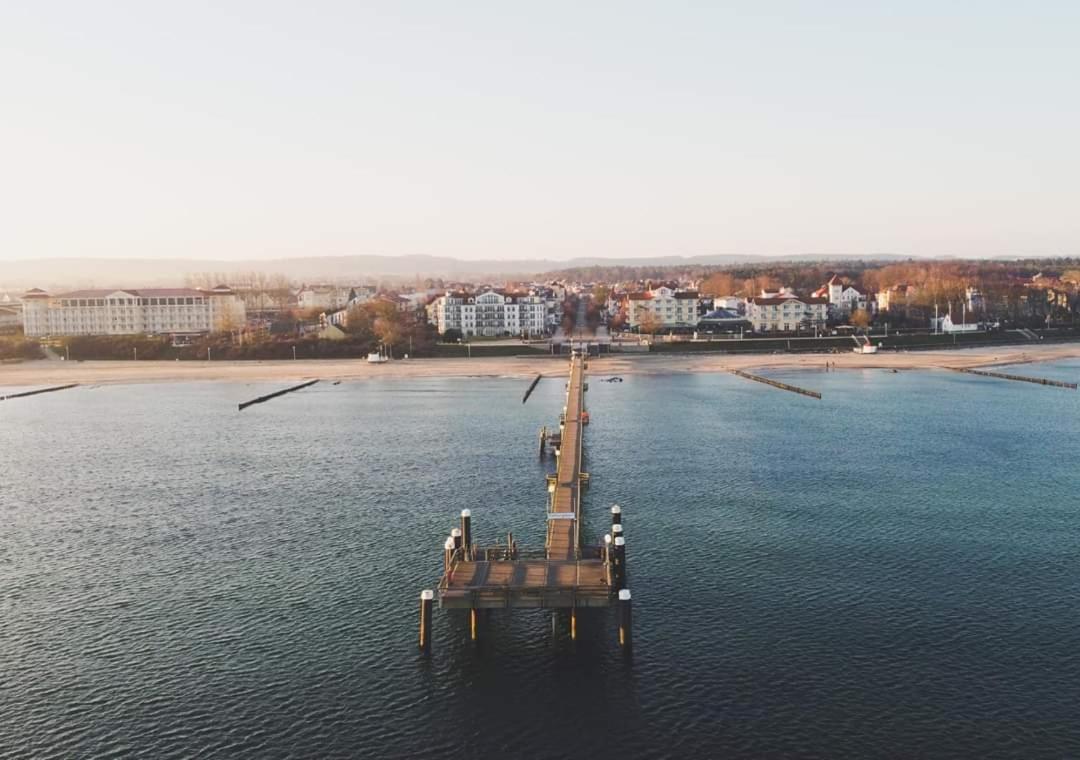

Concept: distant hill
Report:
left=0, top=252, right=928, bottom=289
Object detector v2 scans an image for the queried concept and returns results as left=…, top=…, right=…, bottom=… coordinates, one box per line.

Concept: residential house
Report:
left=876, top=283, right=917, bottom=313
left=813, top=275, right=870, bottom=318
left=937, top=311, right=980, bottom=333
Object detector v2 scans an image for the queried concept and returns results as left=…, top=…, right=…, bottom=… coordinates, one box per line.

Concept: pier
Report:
left=421, top=352, right=630, bottom=654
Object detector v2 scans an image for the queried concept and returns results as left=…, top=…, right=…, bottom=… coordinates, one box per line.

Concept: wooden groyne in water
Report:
left=954, top=368, right=1077, bottom=389
left=1, top=384, right=79, bottom=401
left=730, top=370, right=821, bottom=399
left=522, top=373, right=542, bottom=404
left=238, top=379, right=319, bottom=411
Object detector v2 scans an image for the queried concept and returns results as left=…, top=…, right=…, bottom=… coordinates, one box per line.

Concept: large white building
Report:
left=624, top=287, right=700, bottom=330
left=21, top=286, right=245, bottom=337
left=746, top=294, right=827, bottom=332
left=428, top=289, right=548, bottom=337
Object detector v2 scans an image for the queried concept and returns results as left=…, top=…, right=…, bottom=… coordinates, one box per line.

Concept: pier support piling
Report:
left=451, top=528, right=462, bottom=553
left=460, top=510, right=472, bottom=560
left=611, top=504, right=622, bottom=529
left=618, top=589, right=633, bottom=655
left=613, top=536, right=627, bottom=590
left=443, top=537, right=455, bottom=572
left=571, top=607, right=577, bottom=641
left=419, top=590, right=434, bottom=654
left=470, top=608, right=479, bottom=642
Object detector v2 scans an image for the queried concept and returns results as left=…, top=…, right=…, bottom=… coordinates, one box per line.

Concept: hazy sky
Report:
left=1, top=1, right=1077, bottom=262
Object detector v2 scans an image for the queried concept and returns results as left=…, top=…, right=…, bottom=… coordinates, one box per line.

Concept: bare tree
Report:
left=638, top=310, right=662, bottom=336
left=700, top=272, right=737, bottom=296
left=850, top=309, right=871, bottom=328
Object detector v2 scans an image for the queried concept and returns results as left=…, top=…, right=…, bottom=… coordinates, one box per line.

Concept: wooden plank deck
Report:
left=439, top=559, right=610, bottom=608
left=438, top=353, right=609, bottom=610
left=546, top=354, right=585, bottom=560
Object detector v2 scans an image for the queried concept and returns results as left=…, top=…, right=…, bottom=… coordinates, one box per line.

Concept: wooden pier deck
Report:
left=435, top=353, right=615, bottom=612
left=546, top=353, right=586, bottom=561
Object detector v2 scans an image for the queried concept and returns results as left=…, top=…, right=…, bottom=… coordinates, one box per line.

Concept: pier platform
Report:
left=420, top=352, right=631, bottom=653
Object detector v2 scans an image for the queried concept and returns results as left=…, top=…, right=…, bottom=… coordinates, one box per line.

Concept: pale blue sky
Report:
left=1, top=1, right=1077, bottom=261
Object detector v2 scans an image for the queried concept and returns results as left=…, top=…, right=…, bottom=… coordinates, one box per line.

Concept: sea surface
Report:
left=2, top=361, right=1079, bottom=759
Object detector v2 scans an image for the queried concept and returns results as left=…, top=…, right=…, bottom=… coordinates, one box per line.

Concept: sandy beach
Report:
left=2, top=343, right=1079, bottom=387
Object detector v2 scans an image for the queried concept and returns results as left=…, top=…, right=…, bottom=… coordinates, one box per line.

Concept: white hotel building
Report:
left=624, top=287, right=701, bottom=330
left=21, top=286, right=246, bottom=337
left=428, top=289, right=548, bottom=337
left=746, top=292, right=828, bottom=332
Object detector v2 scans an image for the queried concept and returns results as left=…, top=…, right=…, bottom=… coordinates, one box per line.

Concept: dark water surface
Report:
left=3, top=363, right=1079, bottom=759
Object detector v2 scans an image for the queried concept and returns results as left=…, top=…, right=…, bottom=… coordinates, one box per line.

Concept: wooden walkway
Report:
left=437, top=353, right=611, bottom=611
left=546, top=354, right=586, bottom=560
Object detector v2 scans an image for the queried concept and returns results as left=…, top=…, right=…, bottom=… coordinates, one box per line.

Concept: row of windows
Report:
left=56, top=297, right=208, bottom=307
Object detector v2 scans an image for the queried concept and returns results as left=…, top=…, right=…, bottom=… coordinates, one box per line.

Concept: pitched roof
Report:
left=701, top=309, right=744, bottom=320
left=57, top=288, right=208, bottom=298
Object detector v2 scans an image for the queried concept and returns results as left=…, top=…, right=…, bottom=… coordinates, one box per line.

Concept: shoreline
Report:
left=2, top=343, right=1078, bottom=387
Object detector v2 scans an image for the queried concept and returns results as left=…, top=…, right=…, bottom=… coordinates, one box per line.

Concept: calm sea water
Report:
left=2, top=362, right=1079, bottom=759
